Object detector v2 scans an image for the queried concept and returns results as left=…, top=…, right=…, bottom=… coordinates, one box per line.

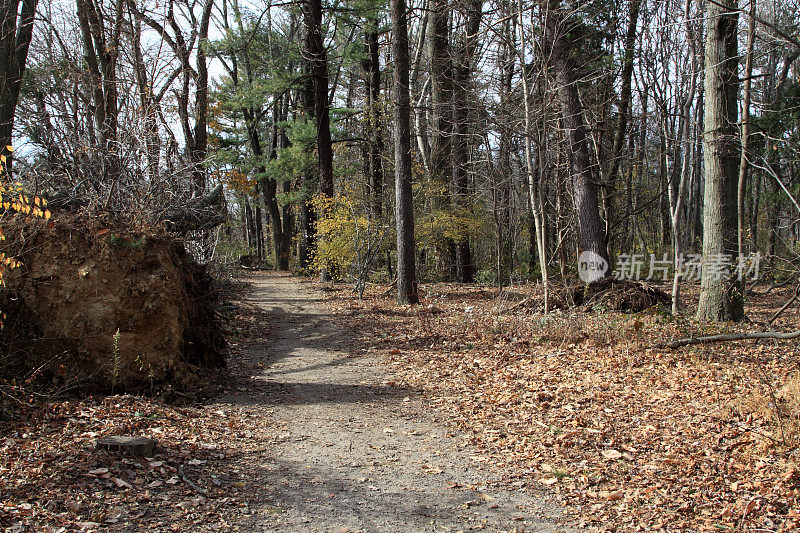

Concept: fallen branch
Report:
left=662, top=329, right=800, bottom=349
left=381, top=278, right=398, bottom=297
left=761, top=283, right=800, bottom=332
left=760, top=277, right=790, bottom=295
left=162, top=184, right=227, bottom=233
left=500, top=297, right=535, bottom=314
left=179, top=464, right=209, bottom=495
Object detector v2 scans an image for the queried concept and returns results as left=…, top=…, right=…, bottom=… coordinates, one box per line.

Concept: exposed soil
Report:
left=216, top=272, right=571, bottom=532
left=0, top=216, right=225, bottom=392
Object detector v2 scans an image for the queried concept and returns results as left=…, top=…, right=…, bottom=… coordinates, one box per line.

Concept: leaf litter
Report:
left=0, top=298, right=275, bottom=532
left=322, top=281, right=800, bottom=532
left=2, top=277, right=799, bottom=532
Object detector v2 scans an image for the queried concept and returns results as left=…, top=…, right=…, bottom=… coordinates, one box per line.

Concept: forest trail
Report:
left=216, top=272, right=570, bottom=532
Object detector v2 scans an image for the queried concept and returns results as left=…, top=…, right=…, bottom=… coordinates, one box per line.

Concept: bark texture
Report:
left=545, top=2, right=609, bottom=266
left=392, top=0, right=419, bottom=304
left=696, top=0, right=743, bottom=321
left=0, top=0, right=37, bottom=167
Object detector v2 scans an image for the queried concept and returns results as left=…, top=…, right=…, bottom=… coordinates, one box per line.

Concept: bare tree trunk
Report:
left=518, top=0, right=548, bottom=310
left=696, top=0, right=743, bottom=322
left=0, top=0, right=37, bottom=168
left=304, top=0, right=334, bottom=280
left=429, top=0, right=456, bottom=276
left=255, top=200, right=265, bottom=261
left=244, top=198, right=255, bottom=250
left=670, top=0, right=698, bottom=315
left=297, top=65, right=316, bottom=270
left=191, top=0, right=214, bottom=192
left=497, top=7, right=516, bottom=283
left=545, top=1, right=609, bottom=269
left=604, top=0, right=642, bottom=256
left=451, top=0, right=482, bottom=283
left=76, top=0, right=123, bottom=185
left=130, top=14, right=160, bottom=182
left=262, top=99, right=290, bottom=270
left=228, top=0, right=289, bottom=270
left=658, top=124, right=671, bottom=247
left=363, top=27, right=384, bottom=219
left=428, top=0, right=452, bottom=194
left=410, top=3, right=430, bottom=175
left=392, top=0, right=419, bottom=304
left=131, top=0, right=213, bottom=194
left=738, top=0, right=756, bottom=293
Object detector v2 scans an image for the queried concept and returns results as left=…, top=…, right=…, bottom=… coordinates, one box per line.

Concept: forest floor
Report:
left=0, top=272, right=570, bottom=532
left=323, top=277, right=800, bottom=532
left=3, top=271, right=800, bottom=532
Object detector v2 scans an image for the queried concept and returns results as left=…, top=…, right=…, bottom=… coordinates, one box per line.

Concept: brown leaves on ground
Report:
left=322, top=281, right=800, bottom=532
left=0, top=296, right=274, bottom=532
left=0, top=396, right=258, bottom=531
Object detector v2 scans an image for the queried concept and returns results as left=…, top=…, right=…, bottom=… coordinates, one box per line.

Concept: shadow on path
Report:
left=216, top=272, right=573, bottom=533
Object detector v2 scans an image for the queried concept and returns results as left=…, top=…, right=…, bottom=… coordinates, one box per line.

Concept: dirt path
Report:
left=217, top=273, right=570, bottom=532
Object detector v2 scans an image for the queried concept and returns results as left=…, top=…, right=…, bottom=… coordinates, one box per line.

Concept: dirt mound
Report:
left=552, top=277, right=671, bottom=312
left=0, top=216, right=226, bottom=392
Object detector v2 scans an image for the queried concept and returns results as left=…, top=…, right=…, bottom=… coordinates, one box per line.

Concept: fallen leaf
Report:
left=602, top=449, right=623, bottom=460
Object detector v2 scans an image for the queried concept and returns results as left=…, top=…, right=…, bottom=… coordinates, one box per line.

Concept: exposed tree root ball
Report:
left=0, top=216, right=226, bottom=393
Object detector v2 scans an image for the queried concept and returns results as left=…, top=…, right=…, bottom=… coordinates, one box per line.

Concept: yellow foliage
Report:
left=416, top=205, right=487, bottom=247
left=0, top=148, right=51, bottom=299
left=310, top=190, right=385, bottom=279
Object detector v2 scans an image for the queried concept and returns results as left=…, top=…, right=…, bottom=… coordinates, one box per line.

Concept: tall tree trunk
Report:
left=545, top=1, right=609, bottom=272
left=76, top=0, right=123, bottom=185
left=429, top=0, right=456, bottom=276
left=260, top=99, right=290, bottom=270
left=130, top=14, right=160, bottom=182
left=636, top=87, right=648, bottom=252
left=297, top=64, right=317, bottom=270
left=304, top=0, right=334, bottom=280
left=307, top=0, right=333, bottom=199
left=428, top=0, right=452, bottom=195
left=392, top=0, right=419, bottom=304
left=658, top=123, right=671, bottom=247
left=191, top=0, right=214, bottom=192
left=229, top=0, right=289, bottom=270
left=255, top=201, right=265, bottom=261
left=737, top=0, right=756, bottom=293
left=279, top=94, right=294, bottom=266
left=518, top=0, right=548, bottom=309
left=244, top=198, right=255, bottom=250
left=691, top=82, right=704, bottom=242
left=604, top=0, right=642, bottom=256
left=696, top=0, right=743, bottom=321
left=497, top=10, right=515, bottom=283
left=450, top=0, right=482, bottom=283
left=0, top=0, right=37, bottom=169
left=670, top=0, right=698, bottom=315
left=363, top=27, right=384, bottom=219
